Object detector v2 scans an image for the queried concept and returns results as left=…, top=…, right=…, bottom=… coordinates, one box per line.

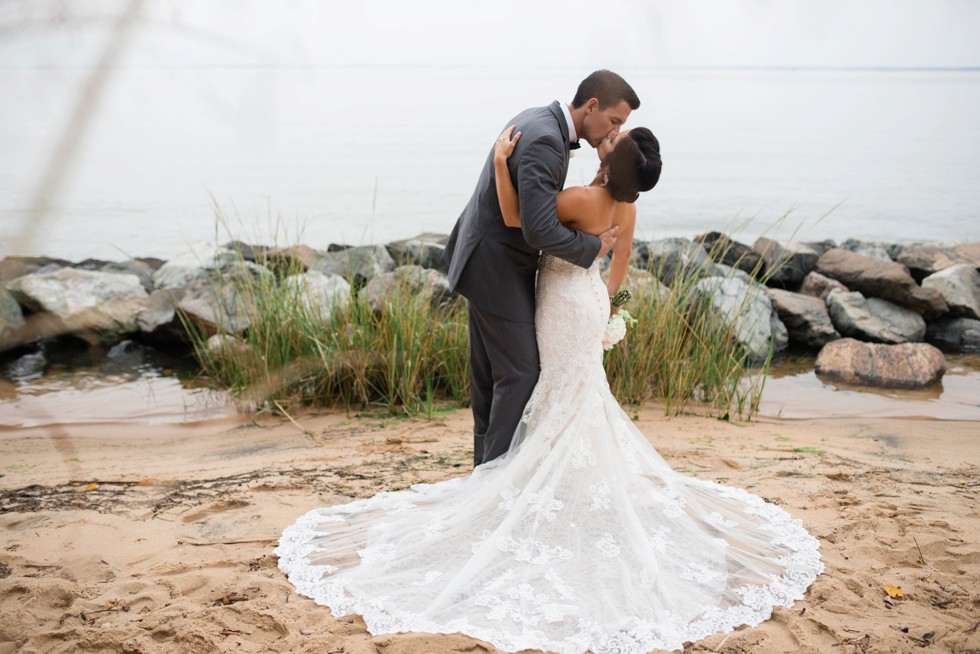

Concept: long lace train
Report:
left=276, top=255, right=823, bottom=653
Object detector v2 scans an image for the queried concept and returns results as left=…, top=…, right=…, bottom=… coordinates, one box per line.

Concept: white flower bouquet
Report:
left=602, top=289, right=638, bottom=351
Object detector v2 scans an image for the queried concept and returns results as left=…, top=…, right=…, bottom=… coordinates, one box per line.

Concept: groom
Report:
left=443, top=70, right=640, bottom=466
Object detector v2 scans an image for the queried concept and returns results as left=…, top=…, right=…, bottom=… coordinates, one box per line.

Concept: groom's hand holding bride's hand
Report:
left=598, top=225, right=619, bottom=259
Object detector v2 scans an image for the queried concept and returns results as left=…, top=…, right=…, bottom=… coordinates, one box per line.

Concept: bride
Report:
left=276, top=128, right=823, bottom=654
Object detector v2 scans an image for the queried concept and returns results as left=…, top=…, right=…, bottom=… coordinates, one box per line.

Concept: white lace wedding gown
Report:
left=276, top=255, right=824, bottom=654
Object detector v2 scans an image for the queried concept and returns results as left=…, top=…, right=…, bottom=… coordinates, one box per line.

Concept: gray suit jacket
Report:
left=443, top=101, right=602, bottom=322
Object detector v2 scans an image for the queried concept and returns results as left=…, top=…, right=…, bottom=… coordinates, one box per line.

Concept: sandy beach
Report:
left=1, top=406, right=978, bottom=654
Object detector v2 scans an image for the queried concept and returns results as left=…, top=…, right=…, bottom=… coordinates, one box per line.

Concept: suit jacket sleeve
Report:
left=515, top=136, right=601, bottom=268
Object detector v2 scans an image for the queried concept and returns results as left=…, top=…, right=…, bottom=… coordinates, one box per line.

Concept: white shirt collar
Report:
left=560, top=102, right=577, bottom=144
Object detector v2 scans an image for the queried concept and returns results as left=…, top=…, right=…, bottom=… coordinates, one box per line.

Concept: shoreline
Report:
left=1, top=407, right=978, bottom=653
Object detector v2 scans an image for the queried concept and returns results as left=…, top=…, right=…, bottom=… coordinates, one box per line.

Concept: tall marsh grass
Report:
left=185, top=240, right=776, bottom=419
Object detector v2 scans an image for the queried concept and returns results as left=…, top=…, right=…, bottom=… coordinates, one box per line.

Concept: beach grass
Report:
left=183, top=239, right=775, bottom=419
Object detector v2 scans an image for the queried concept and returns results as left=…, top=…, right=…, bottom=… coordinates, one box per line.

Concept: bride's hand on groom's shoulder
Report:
left=495, top=125, right=521, bottom=162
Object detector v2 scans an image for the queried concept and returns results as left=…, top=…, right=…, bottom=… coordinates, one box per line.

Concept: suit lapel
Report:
left=547, top=101, right=571, bottom=188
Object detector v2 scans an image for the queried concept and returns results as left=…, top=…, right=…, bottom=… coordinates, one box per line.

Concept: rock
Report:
left=136, top=289, right=188, bottom=344
left=801, top=240, right=838, bottom=257
left=358, top=265, right=452, bottom=313
left=0, top=256, right=71, bottom=284
left=711, top=263, right=756, bottom=286
left=152, top=245, right=241, bottom=289
left=312, top=245, right=395, bottom=289
left=612, top=267, right=670, bottom=302
left=282, top=271, right=351, bottom=316
left=799, top=271, right=848, bottom=301
left=0, top=287, right=26, bottom=351
left=693, top=232, right=765, bottom=277
left=840, top=238, right=894, bottom=261
left=222, top=241, right=267, bottom=262
left=5, top=268, right=149, bottom=343
left=921, top=264, right=980, bottom=319
left=691, top=276, right=788, bottom=362
left=99, top=259, right=156, bottom=293
left=5, top=349, right=47, bottom=380
left=896, top=242, right=980, bottom=278
left=815, top=248, right=948, bottom=319
left=205, top=333, right=250, bottom=357
left=644, top=238, right=719, bottom=287
left=925, top=317, right=980, bottom=354
left=826, top=289, right=926, bottom=344
left=385, top=233, right=449, bottom=272
left=752, top=238, right=819, bottom=288
left=815, top=338, right=945, bottom=389
left=263, top=245, right=319, bottom=275
left=174, top=280, right=255, bottom=335
left=765, top=288, right=840, bottom=348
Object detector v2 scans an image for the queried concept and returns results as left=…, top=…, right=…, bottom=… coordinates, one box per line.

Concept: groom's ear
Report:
left=584, top=98, right=599, bottom=114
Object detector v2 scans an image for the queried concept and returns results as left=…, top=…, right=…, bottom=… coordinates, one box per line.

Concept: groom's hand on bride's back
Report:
left=597, top=225, right=619, bottom=259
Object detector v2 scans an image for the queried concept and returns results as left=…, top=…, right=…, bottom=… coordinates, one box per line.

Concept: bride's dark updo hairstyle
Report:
left=604, top=128, right=661, bottom=203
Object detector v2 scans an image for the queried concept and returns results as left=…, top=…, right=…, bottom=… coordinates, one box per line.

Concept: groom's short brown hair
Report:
left=571, top=70, right=640, bottom=110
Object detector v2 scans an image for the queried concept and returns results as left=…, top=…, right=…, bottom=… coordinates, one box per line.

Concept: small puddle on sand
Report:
left=757, top=353, right=980, bottom=420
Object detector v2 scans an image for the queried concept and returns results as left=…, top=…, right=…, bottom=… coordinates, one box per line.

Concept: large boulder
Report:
left=765, top=288, right=840, bottom=348
left=896, top=242, right=980, bottom=278
left=925, top=317, right=980, bottom=354
left=611, top=267, right=670, bottom=302
left=358, top=265, right=452, bottom=313
left=815, top=248, right=947, bottom=319
left=152, top=245, right=242, bottom=289
left=281, top=271, right=351, bottom=317
left=0, top=287, right=26, bottom=351
left=921, top=264, right=980, bottom=320
left=136, top=289, right=188, bottom=344
left=312, top=245, right=396, bottom=289
left=643, top=238, right=720, bottom=287
left=826, top=289, right=926, bottom=344
left=815, top=338, right=946, bottom=389
left=692, top=232, right=765, bottom=277
left=385, top=233, right=449, bottom=272
left=799, top=271, right=848, bottom=301
left=691, top=276, right=788, bottom=362
left=840, top=238, right=894, bottom=262
left=752, top=238, right=819, bottom=288
left=263, top=245, right=319, bottom=275
left=5, top=268, right=148, bottom=344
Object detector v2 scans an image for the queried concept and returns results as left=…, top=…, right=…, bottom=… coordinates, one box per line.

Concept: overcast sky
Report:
left=2, top=0, right=979, bottom=70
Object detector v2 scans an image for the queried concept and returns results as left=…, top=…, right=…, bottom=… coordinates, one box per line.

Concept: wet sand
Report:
left=1, top=407, right=978, bottom=653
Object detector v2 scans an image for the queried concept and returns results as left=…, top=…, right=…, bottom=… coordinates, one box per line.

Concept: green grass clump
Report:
left=186, top=237, right=776, bottom=419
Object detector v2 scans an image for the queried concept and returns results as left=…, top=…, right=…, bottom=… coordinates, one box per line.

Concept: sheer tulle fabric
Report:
left=276, top=256, right=823, bottom=653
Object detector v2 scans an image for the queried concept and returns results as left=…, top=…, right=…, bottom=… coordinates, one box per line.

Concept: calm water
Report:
left=3, top=66, right=979, bottom=426
left=2, top=66, right=979, bottom=261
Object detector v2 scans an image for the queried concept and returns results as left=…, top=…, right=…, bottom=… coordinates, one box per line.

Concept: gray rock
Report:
left=766, top=288, right=840, bottom=348
left=175, top=280, right=256, bottom=335
left=711, top=263, right=756, bottom=286
left=312, top=245, right=396, bottom=289
left=645, top=238, right=720, bottom=287
left=5, top=350, right=46, bottom=380
left=136, top=289, right=187, bottom=343
left=896, top=242, right=980, bottom=277
left=691, top=276, right=788, bottom=362
left=815, top=338, right=945, bottom=389
left=921, top=263, right=980, bottom=320
left=282, top=271, right=351, bottom=317
left=815, top=248, right=948, bottom=319
left=385, top=233, right=449, bottom=272
left=693, top=232, right=766, bottom=277
left=0, top=286, right=26, bottom=351
left=826, top=289, right=926, bottom=344
left=358, top=265, right=452, bottom=313
left=152, top=246, right=241, bottom=289
left=801, top=240, right=838, bottom=257
left=752, top=238, right=819, bottom=288
left=5, top=268, right=148, bottom=343
left=841, top=238, right=894, bottom=261
left=102, top=259, right=156, bottom=293
left=799, top=271, right=848, bottom=301
left=925, top=317, right=980, bottom=354
left=615, top=267, right=670, bottom=302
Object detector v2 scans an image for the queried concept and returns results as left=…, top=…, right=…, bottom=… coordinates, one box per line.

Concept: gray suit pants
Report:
left=467, top=303, right=539, bottom=466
